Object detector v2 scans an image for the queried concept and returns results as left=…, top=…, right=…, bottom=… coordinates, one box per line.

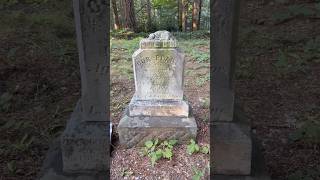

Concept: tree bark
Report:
left=111, top=0, right=121, bottom=30
left=124, top=0, right=137, bottom=32
left=192, top=0, right=200, bottom=31
left=178, top=0, right=183, bottom=31
left=119, top=0, right=126, bottom=28
left=197, top=0, right=202, bottom=29
left=146, top=0, right=152, bottom=31
left=182, top=0, right=188, bottom=31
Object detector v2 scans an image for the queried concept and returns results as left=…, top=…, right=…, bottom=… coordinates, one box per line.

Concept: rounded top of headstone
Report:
left=140, top=30, right=176, bottom=49
left=147, top=31, right=174, bottom=40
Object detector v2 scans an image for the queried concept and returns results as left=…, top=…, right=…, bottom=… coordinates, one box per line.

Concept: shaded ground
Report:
left=0, top=0, right=319, bottom=180
left=236, top=0, right=320, bottom=179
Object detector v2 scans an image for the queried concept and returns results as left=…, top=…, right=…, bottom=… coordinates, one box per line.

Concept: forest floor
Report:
left=0, top=0, right=319, bottom=180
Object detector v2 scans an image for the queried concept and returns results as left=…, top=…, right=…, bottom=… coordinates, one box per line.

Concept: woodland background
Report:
left=110, top=0, right=210, bottom=33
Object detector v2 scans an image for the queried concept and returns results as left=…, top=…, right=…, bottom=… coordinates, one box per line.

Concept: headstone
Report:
left=60, top=0, right=110, bottom=173
left=39, top=0, right=110, bottom=178
left=211, top=0, right=253, bottom=176
left=118, top=31, right=197, bottom=148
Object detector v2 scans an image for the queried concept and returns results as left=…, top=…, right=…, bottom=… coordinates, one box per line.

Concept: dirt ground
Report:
left=0, top=0, right=319, bottom=180
left=110, top=50, right=210, bottom=179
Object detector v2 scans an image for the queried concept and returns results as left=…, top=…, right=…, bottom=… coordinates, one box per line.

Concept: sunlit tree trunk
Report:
left=111, top=0, right=121, bottom=30
left=182, top=0, right=188, bottom=31
left=192, top=0, right=201, bottom=31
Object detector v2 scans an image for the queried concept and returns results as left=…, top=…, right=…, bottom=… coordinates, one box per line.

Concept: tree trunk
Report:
left=124, top=0, right=137, bottom=32
left=197, top=0, right=202, bottom=29
left=192, top=0, right=200, bottom=31
left=178, top=0, right=183, bottom=31
left=146, top=0, right=152, bottom=31
left=111, top=0, right=121, bottom=30
left=119, top=0, right=126, bottom=28
left=182, top=0, right=188, bottom=32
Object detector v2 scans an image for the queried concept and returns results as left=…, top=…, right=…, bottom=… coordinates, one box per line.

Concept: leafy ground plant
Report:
left=192, top=167, right=205, bottom=180
left=187, top=139, right=210, bottom=155
left=142, top=139, right=178, bottom=166
left=120, top=168, right=133, bottom=177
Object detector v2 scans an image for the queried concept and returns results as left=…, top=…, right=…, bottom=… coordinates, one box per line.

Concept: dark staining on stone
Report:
left=87, top=0, right=101, bottom=14
left=212, top=66, right=227, bottom=74
left=89, top=105, right=95, bottom=114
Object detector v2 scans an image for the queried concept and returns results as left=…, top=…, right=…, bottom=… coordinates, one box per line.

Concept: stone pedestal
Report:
left=117, top=31, right=197, bottom=148
left=212, top=120, right=252, bottom=175
left=61, top=101, right=109, bottom=173
left=118, top=108, right=197, bottom=148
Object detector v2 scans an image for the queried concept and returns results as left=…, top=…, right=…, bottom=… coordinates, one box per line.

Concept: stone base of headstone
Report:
left=59, top=100, right=109, bottom=173
left=118, top=108, right=197, bottom=148
left=212, top=119, right=252, bottom=175
left=128, top=98, right=189, bottom=117
left=212, top=108, right=271, bottom=179
left=38, top=138, right=108, bottom=180
left=212, top=134, right=271, bottom=180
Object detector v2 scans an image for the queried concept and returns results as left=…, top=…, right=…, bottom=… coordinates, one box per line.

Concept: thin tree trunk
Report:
left=124, top=0, right=137, bottom=32
left=178, top=0, right=183, bottom=31
left=119, top=0, right=126, bottom=28
left=192, top=0, right=200, bottom=31
left=111, top=0, right=121, bottom=30
left=146, top=0, right=152, bottom=31
left=182, top=0, right=187, bottom=32
left=197, top=0, right=202, bottom=29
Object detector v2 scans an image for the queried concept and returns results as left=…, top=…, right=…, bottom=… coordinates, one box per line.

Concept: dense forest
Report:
left=110, top=0, right=210, bottom=32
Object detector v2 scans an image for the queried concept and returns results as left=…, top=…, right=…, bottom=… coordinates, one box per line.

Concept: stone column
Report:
left=211, top=0, right=252, bottom=176
left=74, top=0, right=109, bottom=122
left=118, top=31, right=197, bottom=148
left=60, top=0, right=110, bottom=173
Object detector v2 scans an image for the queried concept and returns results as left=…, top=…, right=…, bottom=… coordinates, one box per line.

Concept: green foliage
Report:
left=288, top=168, right=320, bottom=180
left=303, top=36, right=320, bottom=61
left=274, top=50, right=307, bottom=74
left=196, top=74, right=210, bottom=87
left=275, top=36, right=320, bottom=75
left=142, top=139, right=177, bottom=166
left=190, top=49, right=210, bottom=63
left=0, top=92, right=12, bottom=112
left=199, top=97, right=210, bottom=109
left=186, top=139, right=200, bottom=155
left=187, top=139, right=210, bottom=155
left=289, top=119, right=320, bottom=144
left=7, top=160, right=17, bottom=175
left=272, top=4, right=316, bottom=23
left=192, top=167, right=205, bottom=180
left=236, top=57, right=256, bottom=79
left=200, top=145, right=210, bottom=154
left=289, top=105, right=320, bottom=144
left=0, top=0, right=18, bottom=7
left=1, top=119, right=32, bottom=131
left=12, top=134, right=34, bottom=152
left=121, top=168, right=134, bottom=177
left=0, top=0, right=48, bottom=8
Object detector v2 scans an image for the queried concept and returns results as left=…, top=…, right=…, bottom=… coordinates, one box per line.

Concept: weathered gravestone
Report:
left=212, top=0, right=270, bottom=179
left=39, top=0, right=110, bottom=179
left=117, top=31, right=197, bottom=148
left=211, top=0, right=252, bottom=176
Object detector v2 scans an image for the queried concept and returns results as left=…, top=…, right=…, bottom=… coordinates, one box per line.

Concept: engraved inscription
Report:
left=133, top=49, right=183, bottom=100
